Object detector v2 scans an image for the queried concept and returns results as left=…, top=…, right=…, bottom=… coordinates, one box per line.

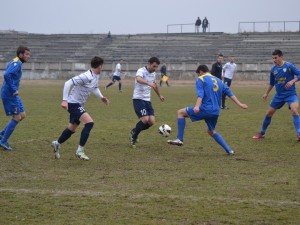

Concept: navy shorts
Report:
left=133, top=99, right=154, bottom=118
left=112, top=76, right=121, bottom=81
left=186, top=106, right=219, bottom=131
left=68, top=103, right=86, bottom=125
left=2, top=96, right=25, bottom=116
left=223, top=77, right=232, bottom=87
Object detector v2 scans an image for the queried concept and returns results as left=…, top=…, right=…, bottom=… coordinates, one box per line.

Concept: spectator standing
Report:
left=222, top=56, right=237, bottom=109
left=159, top=63, right=170, bottom=87
left=211, top=54, right=224, bottom=79
left=202, top=17, right=209, bottom=33
left=195, top=17, right=201, bottom=33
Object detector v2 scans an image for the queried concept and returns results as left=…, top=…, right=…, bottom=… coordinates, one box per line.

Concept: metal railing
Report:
left=238, top=21, right=300, bottom=33
left=167, top=23, right=210, bottom=33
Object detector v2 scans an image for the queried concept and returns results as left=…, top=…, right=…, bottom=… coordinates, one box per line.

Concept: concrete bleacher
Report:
left=1, top=31, right=300, bottom=79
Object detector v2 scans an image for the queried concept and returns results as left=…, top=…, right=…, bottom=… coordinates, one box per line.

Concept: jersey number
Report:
left=211, top=77, right=219, bottom=92
left=140, top=109, right=147, bottom=116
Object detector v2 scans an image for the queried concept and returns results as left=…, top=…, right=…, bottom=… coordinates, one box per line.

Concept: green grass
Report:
left=0, top=80, right=299, bottom=225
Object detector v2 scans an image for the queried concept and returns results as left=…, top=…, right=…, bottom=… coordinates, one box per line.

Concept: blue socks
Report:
left=261, top=116, right=272, bottom=135
left=293, top=115, right=300, bottom=134
left=119, top=83, right=122, bottom=91
left=212, top=132, right=232, bottom=154
left=177, top=118, right=186, bottom=141
left=1, top=119, right=18, bottom=143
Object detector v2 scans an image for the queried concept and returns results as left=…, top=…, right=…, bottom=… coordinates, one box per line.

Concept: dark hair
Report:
left=91, top=56, right=104, bottom=68
left=196, top=65, right=209, bottom=74
left=272, top=49, right=283, bottom=57
left=218, top=54, right=224, bottom=57
left=16, top=46, right=30, bottom=56
left=148, top=57, right=160, bottom=65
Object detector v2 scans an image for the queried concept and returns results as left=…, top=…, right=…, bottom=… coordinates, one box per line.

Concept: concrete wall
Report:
left=0, top=62, right=272, bottom=80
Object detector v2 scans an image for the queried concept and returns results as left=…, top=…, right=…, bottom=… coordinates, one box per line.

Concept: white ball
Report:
left=158, top=124, right=172, bottom=137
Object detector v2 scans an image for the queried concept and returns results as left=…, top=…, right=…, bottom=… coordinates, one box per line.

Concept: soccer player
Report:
left=51, top=56, right=109, bottom=160
left=253, top=49, right=300, bottom=141
left=0, top=46, right=30, bottom=151
left=222, top=56, right=237, bottom=109
left=168, top=65, right=248, bottom=155
left=105, top=59, right=123, bottom=92
left=130, top=57, right=165, bottom=148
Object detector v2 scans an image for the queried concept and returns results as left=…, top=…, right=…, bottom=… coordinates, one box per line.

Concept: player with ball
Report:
left=168, top=65, right=248, bottom=155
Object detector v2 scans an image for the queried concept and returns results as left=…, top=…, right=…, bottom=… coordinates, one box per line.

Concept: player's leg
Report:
left=288, top=100, right=300, bottom=140
left=76, top=112, right=94, bottom=160
left=105, top=76, right=116, bottom=89
left=118, top=79, right=122, bottom=92
left=206, top=117, right=234, bottom=155
left=0, top=97, right=24, bottom=150
left=253, top=98, right=280, bottom=139
left=168, top=107, right=190, bottom=146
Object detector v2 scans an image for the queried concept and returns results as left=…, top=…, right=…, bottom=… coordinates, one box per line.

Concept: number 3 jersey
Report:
left=196, top=74, right=233, bottom=115
left=65, top=70, right=100, bottom=106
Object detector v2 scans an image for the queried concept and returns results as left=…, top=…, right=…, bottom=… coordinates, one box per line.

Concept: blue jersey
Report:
left=270, top=61, right=300, bottom=98
left=196, top=74, right=233, bottom=115
left=1, top=57, right=23, bottom=98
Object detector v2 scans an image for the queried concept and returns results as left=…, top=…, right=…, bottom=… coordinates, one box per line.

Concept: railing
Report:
left=167, top=23, right=210, bottom=33
left=238, top=21, right=300, bottom=33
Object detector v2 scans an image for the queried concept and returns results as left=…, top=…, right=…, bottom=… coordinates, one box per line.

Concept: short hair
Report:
left=16, top=46, right=30, bottom=56
left=196, top=65, right=209, bottom=74
left=218, top=54, right=224, bottom=57
left=148, top=57, right=160, bottom=65
left=91, top=56, right=104, bottom=68
left=272, top=49, right=283, bottom=57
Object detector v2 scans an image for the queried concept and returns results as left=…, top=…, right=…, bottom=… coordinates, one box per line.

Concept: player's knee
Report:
left=207, top=130, right=214, bottom=136
left=84, top=122, right=94, bottom=132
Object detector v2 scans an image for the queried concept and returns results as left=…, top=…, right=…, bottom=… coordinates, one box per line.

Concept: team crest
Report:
left=283, top=68, right=287, bottom=72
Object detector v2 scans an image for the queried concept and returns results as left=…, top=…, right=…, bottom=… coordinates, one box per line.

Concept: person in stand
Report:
left=195, top=17, right=201, bottom=33
left=253, top=49, right=300, bottom=141
left=130, top=57, right=165, bottom=148
left=202, top=17, right=209, bottom=33
left=167, top=65, right=248, bottom=155
left=0, top=46, right=31, bottom=151
left=51, top=56, right=109, bottom=161
left=159, top=63, right=170, bottom=87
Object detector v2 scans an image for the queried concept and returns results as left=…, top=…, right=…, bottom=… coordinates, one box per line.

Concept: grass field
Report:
left=0, top=80, right=299, bottom=225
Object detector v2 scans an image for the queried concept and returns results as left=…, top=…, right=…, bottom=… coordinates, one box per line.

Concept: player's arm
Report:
left=4, top=63, right=20, bottom=96
left=92, top=88, right=109, bottom=105
left=152, top=84, right=165, bottom=102
left=285, top=64, right=300, bottom=89
left=263, top=71, right=275, bottom=100
left=61, top=79, right=74, bottom=110
left=211, top=63, right=216, bottom=75
left=193, top=97, right=203, bottom=113
left=229, top=96, right=248, bottom=109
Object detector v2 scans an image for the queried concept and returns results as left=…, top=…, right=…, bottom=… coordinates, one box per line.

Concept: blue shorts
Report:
left=112, top=76, right=121, bottom=81
left=68, top=103, right=86, bottom=125
left=2, top=96, right=25, bottom=116
left=270, top=94, right=298, bottom=109
left=133, top=99, right=154, bottom=118
left=186, top=106, right=219, bottom=131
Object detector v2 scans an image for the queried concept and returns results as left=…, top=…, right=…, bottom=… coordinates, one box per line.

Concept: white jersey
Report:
left=223, top=62, right=237, bottom=79
left=132, top=66, right=156, bottom=101
left=66, top=70, right=100, bottom=106
left=113, top=63, right=121, bottom=77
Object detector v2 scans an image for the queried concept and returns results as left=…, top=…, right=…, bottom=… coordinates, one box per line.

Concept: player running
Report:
left=253, top=49, right=300, bottom=141
left=105, top=59, right=124, bottom=92
left=51, top=56, right=109, bottom=160
left=130, top=57, right=165, bottom=148
left=0, top=46, right=30, bottom=151
left=168, top=65, right=248, bottom=155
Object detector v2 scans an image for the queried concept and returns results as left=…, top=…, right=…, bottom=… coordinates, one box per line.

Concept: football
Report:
left=158, top=124, right=171, bottom=137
